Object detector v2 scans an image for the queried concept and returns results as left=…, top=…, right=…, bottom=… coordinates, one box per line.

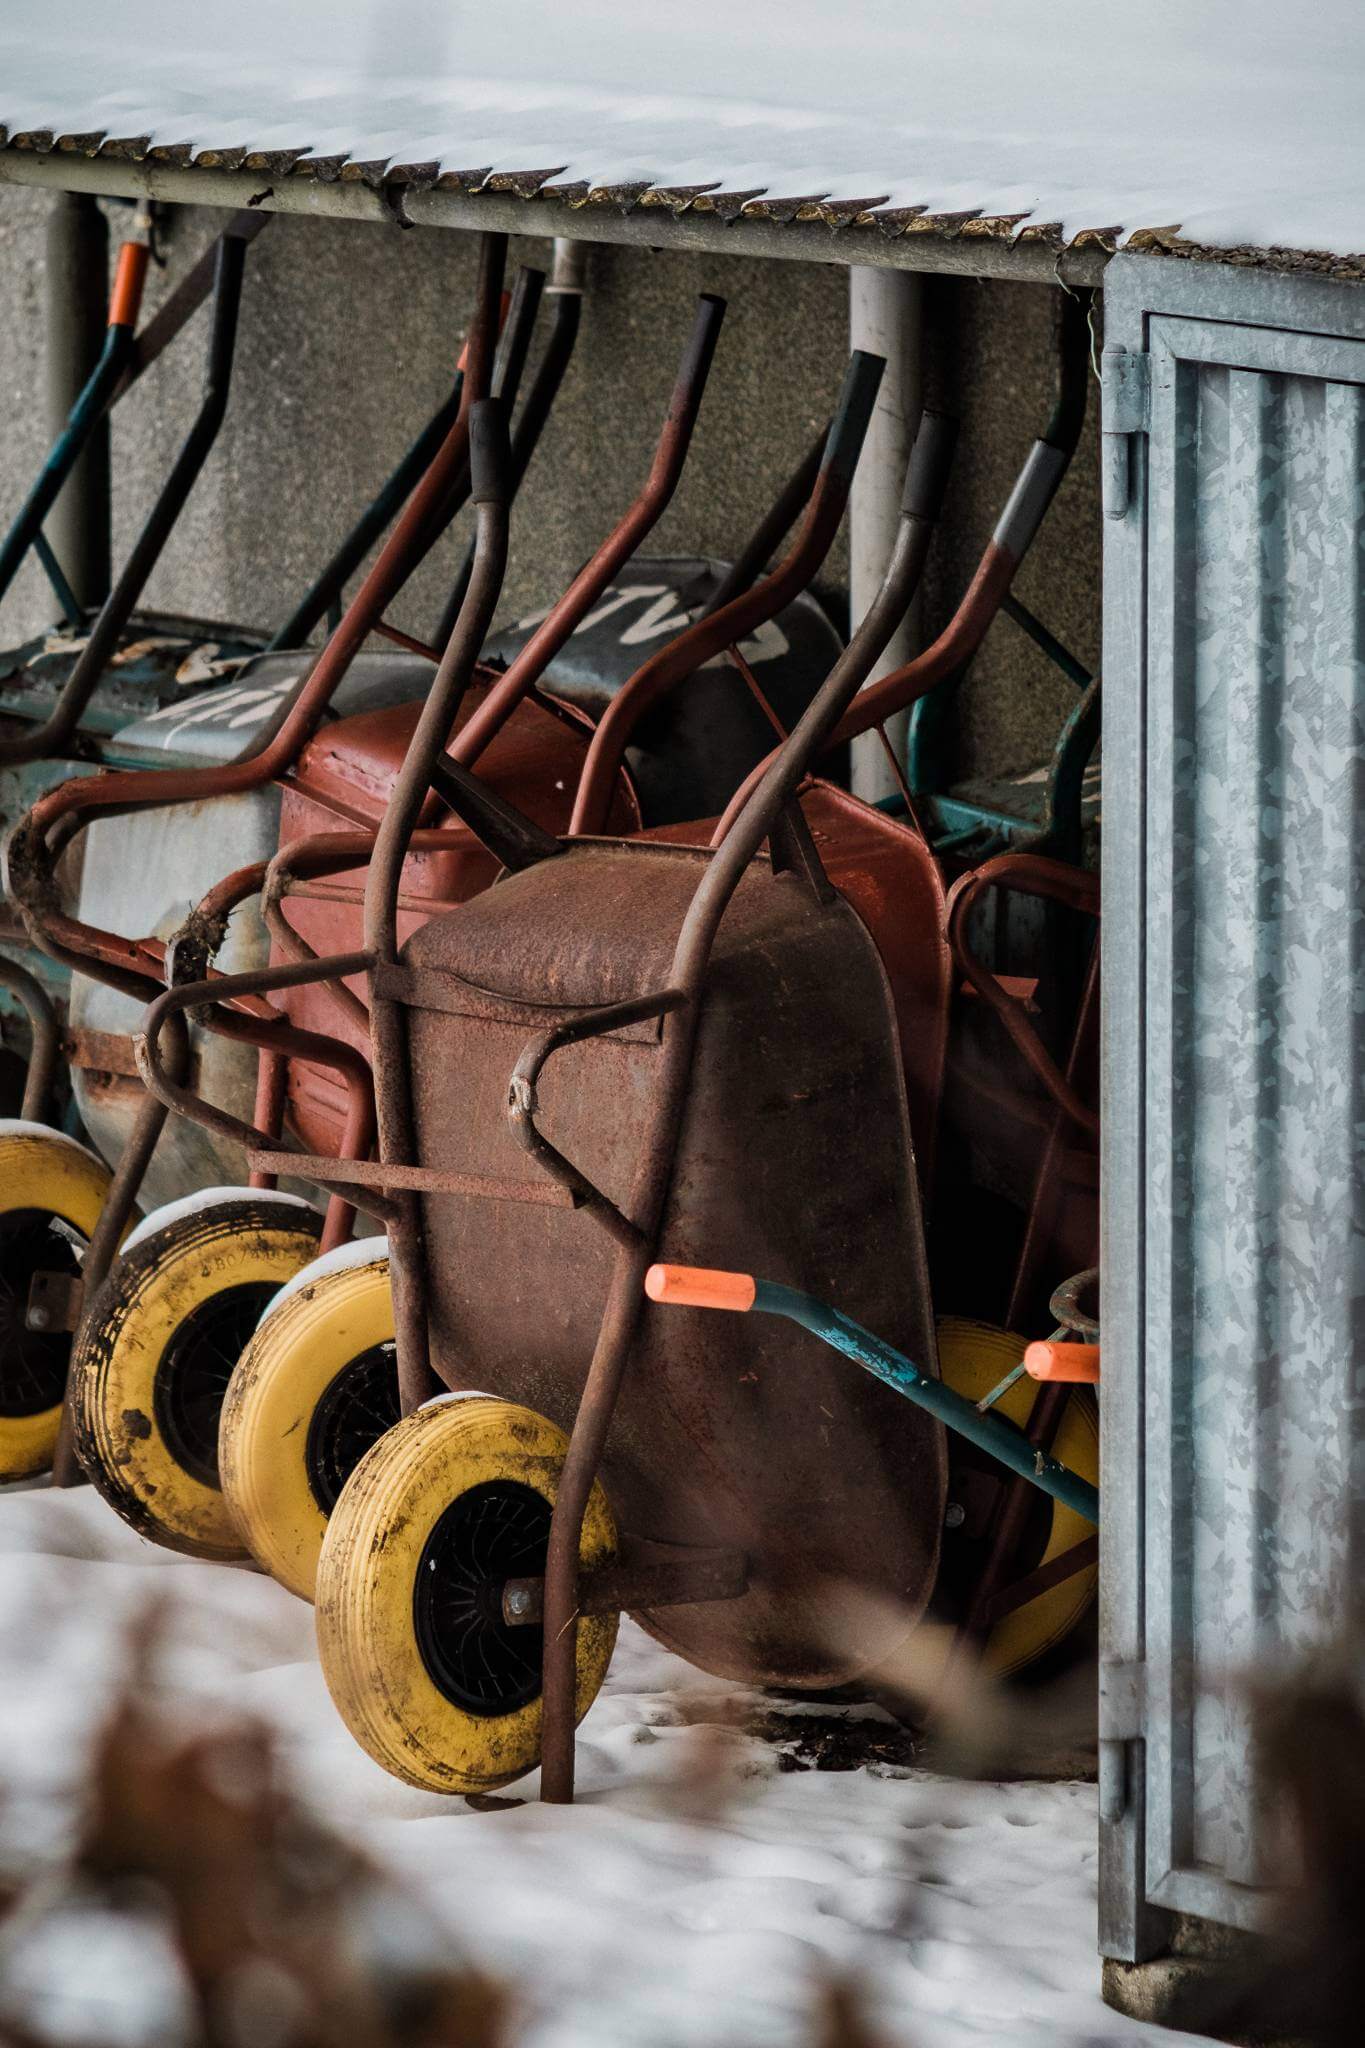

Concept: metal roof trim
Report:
left=3, top=136, right=1364, bottom=288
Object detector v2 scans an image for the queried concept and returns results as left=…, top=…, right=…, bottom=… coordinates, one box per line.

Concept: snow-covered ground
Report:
left=0, top=1488, right=1208, bottom=2048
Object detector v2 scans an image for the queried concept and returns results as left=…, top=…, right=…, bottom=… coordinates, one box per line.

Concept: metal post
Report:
left=847, top=268, right=923, bottom=802
left=44, top=192, right=110, bottom=610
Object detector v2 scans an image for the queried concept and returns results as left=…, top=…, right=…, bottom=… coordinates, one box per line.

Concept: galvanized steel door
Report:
left=1100, top=255, right=1365, bottom=1955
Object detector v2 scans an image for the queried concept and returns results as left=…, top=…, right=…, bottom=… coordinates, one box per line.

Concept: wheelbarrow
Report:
left=45, top=334, right=884, bottom=1561
left=133, top=393, right=1087, bottom=1802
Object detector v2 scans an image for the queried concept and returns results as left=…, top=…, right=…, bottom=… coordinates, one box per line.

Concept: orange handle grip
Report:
left=1024, top=1340, right=1100, bottom=1384
left=108, top=241, right=150, bottom=329
left=644, top=1264, right=756, bottom=1312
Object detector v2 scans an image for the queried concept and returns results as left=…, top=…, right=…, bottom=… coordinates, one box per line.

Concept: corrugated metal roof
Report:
left=1, top=2, right=1362, bottom=274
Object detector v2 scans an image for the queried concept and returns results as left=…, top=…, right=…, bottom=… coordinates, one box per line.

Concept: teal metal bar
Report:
left=0, top=316, right=134, bottom=606
left=32, top=531, right=84, bottom=628
left=750, top=1277, right=1100, bottom=1524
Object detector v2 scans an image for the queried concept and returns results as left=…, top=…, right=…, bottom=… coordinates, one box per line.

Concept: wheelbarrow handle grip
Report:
left=822, top=349, right=885, bottom=487
left=468, top=395, right=512, bottom=507
left=1025, top=1340, right=1101, bottom=1384
left=901, top=408, right=959, bottom=522
left=109, top=240, right=150, bottom=330
left=644, top=1264, right=756, bottom=1311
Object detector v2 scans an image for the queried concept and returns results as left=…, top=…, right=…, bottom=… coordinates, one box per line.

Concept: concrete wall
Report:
left=0, top=190, right=1102, bottom=783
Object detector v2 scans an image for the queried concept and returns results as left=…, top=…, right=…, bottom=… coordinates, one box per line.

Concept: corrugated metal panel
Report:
left=0, top=3, right=1362, bottom=273
left=1102, top=256, right=1365, bottom=1950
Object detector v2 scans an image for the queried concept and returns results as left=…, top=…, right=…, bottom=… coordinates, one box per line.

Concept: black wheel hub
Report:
left=413, top=1480, right=552, bottom=1717
left=0, top=1209, right=83, bottom=1418
left=304, top=1343, right=402, bottom=1514
left=154, top=1282, right=278, bottom=1487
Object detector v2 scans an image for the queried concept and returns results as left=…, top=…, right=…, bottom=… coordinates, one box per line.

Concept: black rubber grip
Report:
left=468, top=397, right=512, bottom=507
left=901, top=409, right=959, bottom=521
left=821, top=349, right=885, bottom=487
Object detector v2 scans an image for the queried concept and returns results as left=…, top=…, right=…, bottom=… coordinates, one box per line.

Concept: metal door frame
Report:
left=1100, top=252, right=1365, bottom=1958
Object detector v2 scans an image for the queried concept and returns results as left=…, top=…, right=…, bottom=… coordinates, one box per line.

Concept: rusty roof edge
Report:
left=3, top=142, right=1363, bottom=287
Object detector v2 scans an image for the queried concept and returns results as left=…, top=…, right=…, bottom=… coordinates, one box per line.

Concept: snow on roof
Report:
left=1, top=0, right=1362, bottom=267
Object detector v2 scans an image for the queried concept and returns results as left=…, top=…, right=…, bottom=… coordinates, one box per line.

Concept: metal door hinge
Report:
left=1098, top=1660, right=1146, bottom=1823
left=1101, top=349, right=1150, bottom=520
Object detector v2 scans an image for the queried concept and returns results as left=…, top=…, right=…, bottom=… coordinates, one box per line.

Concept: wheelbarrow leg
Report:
left=246, top=1050, right=287, bottom=1190
left=0, top=956, right=61, bottom=1123
left=540, top=1238, right=654, bottom=1803
left=956, top=1379, right=1070, bottom=1647
left=52, top=1024, right=187, bottom=1486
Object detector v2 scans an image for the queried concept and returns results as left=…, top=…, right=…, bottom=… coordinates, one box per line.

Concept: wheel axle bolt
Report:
left=27, top=1307, right=50, bottom=1331
left=944, top=1501, right=965, bottom=1530
left=505, top=1587, right=531, bottom=1618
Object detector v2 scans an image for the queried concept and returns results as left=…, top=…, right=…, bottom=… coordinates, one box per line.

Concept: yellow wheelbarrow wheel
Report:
left=221, top=1240, right=397, bottom=1602
left=0, top=1124, right=112, bottom=1482
left=316, top=1397, right=619, bottom=1795
left=936, top=1315, right=1099, bottom=1676
left=71, top=1191, right=321, bottom=1557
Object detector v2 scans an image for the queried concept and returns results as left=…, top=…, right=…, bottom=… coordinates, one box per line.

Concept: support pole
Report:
left=847, top=268, right=922, bottom=802
left=45, top=192, right=110, bottom=610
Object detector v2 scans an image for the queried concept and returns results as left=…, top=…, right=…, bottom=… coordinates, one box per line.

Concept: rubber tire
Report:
left=71, top=1197, right=322, bottom=1557
left=316, top=1397, right=619, bottom=1795
left=221, top=1251, right=395, bottom=1601
left=0, top=1129, right=112, bottom=1482
left=936, top=1316, right=1099, bottom=1676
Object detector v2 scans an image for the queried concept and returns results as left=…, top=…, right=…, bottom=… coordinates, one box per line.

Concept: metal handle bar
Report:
left=0, top=212, right=271, bottom=615
left=713, top=449, right=1068, bottom=859
left=216, top=264, right=547, bottom=756
left=0, top=241, right=149, bottom=607
left=7, top=233, right=509, bottom=978
left=0, top=956, right=60, bottom=1121
left=505, top=990, right=686, bottom=1244
left=529, top=411, right=963, bottom=1802
left=267, top=379, right=465, bottom=657
left=382, top=266, right=544, bottom=631
left=447, top=294, right=727, bottom=770
left=944, top=851, right=1100, bottom=1138
left=669, top=407, right=960, bottom=993
left=417, top=415, right=826, bottom=847
left=140, top=400, right=516, bottom=1237
left=430, top=263, right=576, bottom=650
left=567, top=349, right=886, bottom=836
left=114, top=210, right=270, bottom=392
left=644, top=1262, right=1099, bottom=1523
left=496, top=409, right=961, bottom=1202
left=0, top=234, right=249, bottom=768
left=136, top=947, right=383, bottom=1192
left=628, top=396, right=958, bottom=846
left=363, top=399, right=512, bottom=969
